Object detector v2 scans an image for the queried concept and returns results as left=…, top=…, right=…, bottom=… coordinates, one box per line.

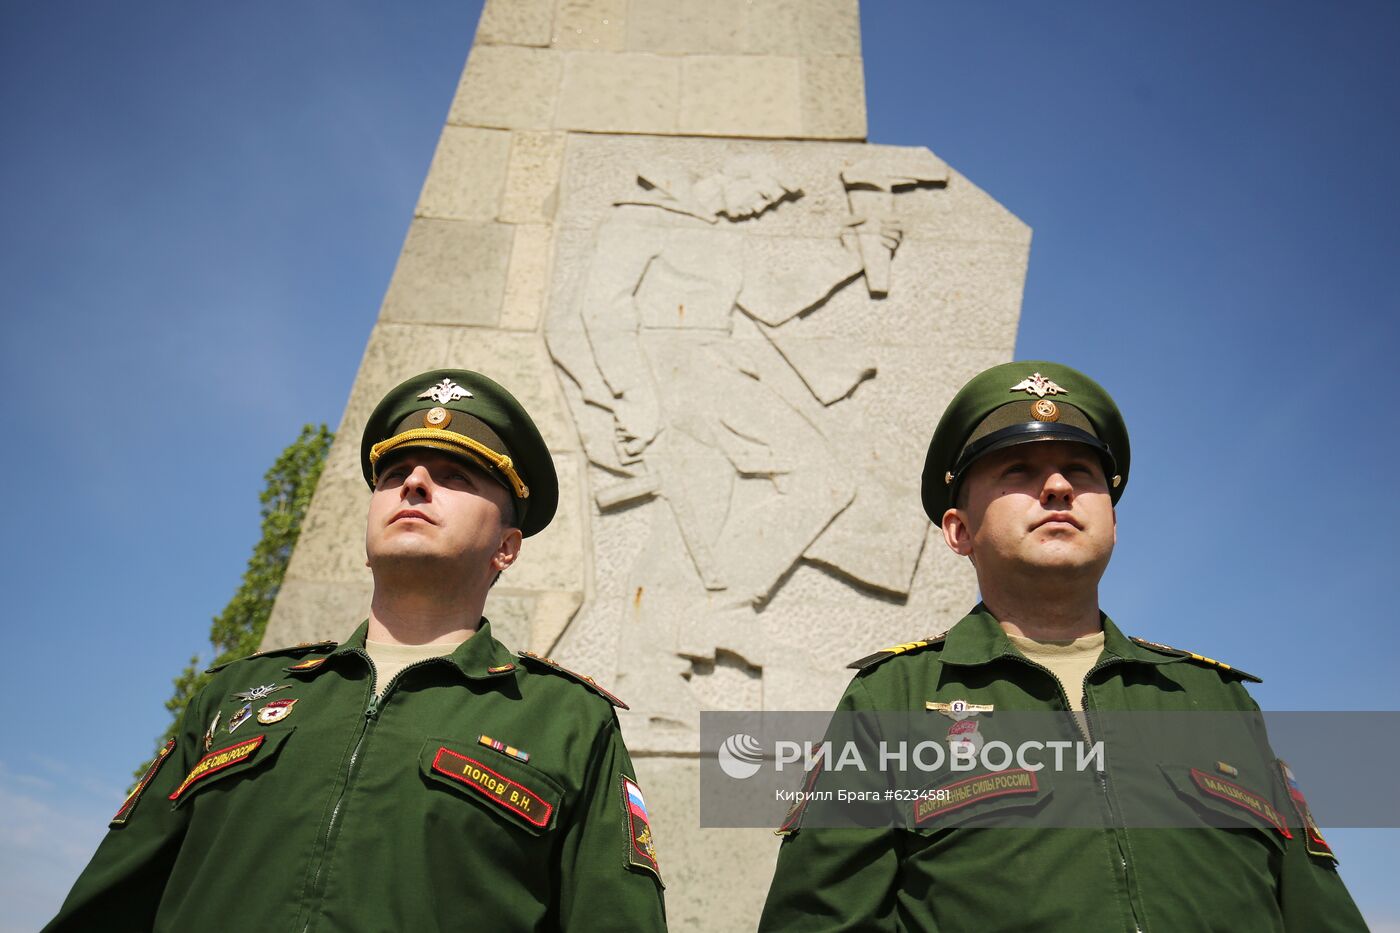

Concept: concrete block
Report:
left=449, top=45, right=562, bottom=130
left=679, top=56, right=802, bottom=138
left=381, top=219, right=512, bottom=327
left=475, top=0, right=555, bottom=47
left=282, top=470, right=372, bottom=592
left=800, top=0, right=862, bottom=56
left=501, top=131, right=566, bottom=224
left=626, top=0, right=746, bottom=54
left=556, top=52, right=679, bottom=133
left=743, top=0, right=804, bottom=55
left=501, top=224, right=554, bottom=331
left=801, top=56, right=867, bottom=140
left=415, top=126, right=512, bottom=221
left=553, top=0, right=628, bottom=50
left=261, top=577, right=374, bottom=648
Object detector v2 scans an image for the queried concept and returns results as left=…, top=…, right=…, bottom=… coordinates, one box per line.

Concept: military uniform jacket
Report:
left=47, top=621, right=667, bottom=932
left=759, top=606, right=1365, bottom=932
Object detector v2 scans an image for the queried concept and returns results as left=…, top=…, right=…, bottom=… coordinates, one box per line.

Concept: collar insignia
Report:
left=1009, top=373, right=1068, bottom=398
left=418, top=379, right=473, bottom=405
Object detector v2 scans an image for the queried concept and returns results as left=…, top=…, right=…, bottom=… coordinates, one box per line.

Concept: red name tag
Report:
left=431, top=747, right=553, bottom=827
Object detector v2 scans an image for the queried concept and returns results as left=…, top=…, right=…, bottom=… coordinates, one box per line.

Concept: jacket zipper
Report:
left=300, top=653, right=449, bottom=933
left=1008, top=653, right=1144, bottom=933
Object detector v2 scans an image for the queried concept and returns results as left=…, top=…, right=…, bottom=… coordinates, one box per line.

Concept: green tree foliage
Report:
left=149, top=424, right=333, bottom=760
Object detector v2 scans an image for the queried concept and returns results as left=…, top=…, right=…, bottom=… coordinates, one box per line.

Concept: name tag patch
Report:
left=1190, top=767, right=1291, bottom=838
left=914, top=768, right=1039, bottom=824
left=169, top=736, right=264, bottom=801
left=430, top=747, right=552, bottom=828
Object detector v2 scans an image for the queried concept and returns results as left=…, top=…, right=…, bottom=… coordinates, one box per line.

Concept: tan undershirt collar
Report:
left=365, top=638, right=465, bottom=697
left=1006, top=630, right=1106, bottom=713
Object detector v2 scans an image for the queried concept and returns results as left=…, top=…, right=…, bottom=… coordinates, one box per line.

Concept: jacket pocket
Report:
left=169, top=728, right=294, bottom=808
left=420, top=738, right=564, bottom=835
left=1159, top=764, right=1291, bottom=848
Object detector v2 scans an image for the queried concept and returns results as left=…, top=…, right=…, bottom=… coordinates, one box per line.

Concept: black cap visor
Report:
left=948, top=421, right=1117, bottom=506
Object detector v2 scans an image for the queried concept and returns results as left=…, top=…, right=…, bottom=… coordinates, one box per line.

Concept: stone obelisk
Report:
left=264, top=1, right=1029, bottom=926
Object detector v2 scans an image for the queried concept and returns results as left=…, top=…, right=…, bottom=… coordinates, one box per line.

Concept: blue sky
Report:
left=2, top=1, right=1395, bottom=928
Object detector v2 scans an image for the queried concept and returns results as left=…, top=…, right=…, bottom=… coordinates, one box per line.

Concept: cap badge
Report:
left=1031, top=398, right=1060, bottom=422
left=424, top=406, right=452, bottom=428
left=418, top=379, right=473, bottom=405
left=1009, top=373, right=1068, bottom=398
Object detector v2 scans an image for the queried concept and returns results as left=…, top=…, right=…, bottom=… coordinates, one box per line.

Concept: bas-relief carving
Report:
left=545, top=146, right=949, bottom=724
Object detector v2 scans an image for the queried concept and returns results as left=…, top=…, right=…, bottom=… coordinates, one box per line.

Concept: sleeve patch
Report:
left=430, top=747, right=553, bottom=828
left=111, top=738, right=176, bottom=826
left=169, top=735, right=264, bottom=801
left=775, top=759, right=825, bottom=837
left=1279, top=759, right=1337, bottom=862
left=620, top=775, right=663, bottom=885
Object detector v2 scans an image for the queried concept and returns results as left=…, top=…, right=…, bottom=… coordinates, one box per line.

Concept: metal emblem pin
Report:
left=204, top=710, right=221, bottom=751
left=227, top=703, right=253, bottom=733
left=1009, top=373, right=1068, bottom=398
left=1112, top=475, right=1122, bottom=488
left=926, top=699, right=994, bottom=721
left=944, top=471, right=954, bottom=485
left=1031, top=398, right=1060, bottom=422
left=257, top=698, right=298, bottom=725
left=423, top=406, right=452, bottom=428
left=417, top=379, right=473, bottom=405
left=1216, top=760, right=1239, bottom=777
left=232, top=684, right=293, bottom=703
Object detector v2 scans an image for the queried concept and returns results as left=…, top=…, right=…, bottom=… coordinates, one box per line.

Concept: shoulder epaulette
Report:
left=848, top=634, right=947, bottom=671
left=204, top=640, right=338, bottom=675
left=1130, top=637, right=1262, bottom=683
left=517, top=651, right=629, bottom=709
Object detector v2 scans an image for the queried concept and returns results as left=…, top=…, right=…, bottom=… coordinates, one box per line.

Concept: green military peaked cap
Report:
left=921, top=360, right=1130, bottom=522
left=360, top=369, right=558, bottom=537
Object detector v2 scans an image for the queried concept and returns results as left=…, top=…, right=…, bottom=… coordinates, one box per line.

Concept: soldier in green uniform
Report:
left=759, top=360, right=1364, bottom=931
left=47, top=369, right=667, bottom=932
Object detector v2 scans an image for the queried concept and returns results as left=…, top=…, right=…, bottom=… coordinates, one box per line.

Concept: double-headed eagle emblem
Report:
left=1009, top=373, right=1067, bottom=398
left=418, top=379, right=473, bottom=405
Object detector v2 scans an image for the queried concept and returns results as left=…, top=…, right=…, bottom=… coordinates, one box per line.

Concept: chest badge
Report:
left=257, top=698, right=298, bottom=725
left=227, top=702, right=253, bottom=733
left=203, top=710, right=221, bottom=751
left=945, top=718, right=986, bottom=753
left=926, top=699, right=994, bottom=721
left=232, top=683, right=293, bottom=703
